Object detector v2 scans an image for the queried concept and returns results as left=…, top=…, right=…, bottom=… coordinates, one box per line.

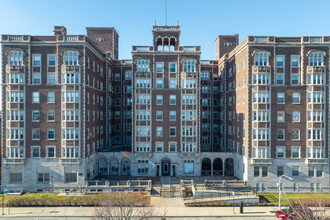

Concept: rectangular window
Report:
left=31, top=146, right=40, bottom=158
left=38, top=173, right=50, bottom=183
left=156, top=127, right=163, bottom=137
left=169, top=79, right=176, bottom=89
left=48, top=55, right=56, bottom=66
left=277, top=111, right=285, bottom=122
left=277, top=93, right=285, bottom=104
left=65, top=173, right=77, bottom=183
left=47, top=92, right=55, bottom=103
left=156, top=79, right=163, bottom=88
left=47, top=146, right=55, bottom=158
left=277, top=166, right=284, bottom=177
left=277, top=129, right=285, bottom=141
left=291, top=74, right=299, bottom=85
left=32, top=110, right=40, bottom=122
left=292, top=129, right=300, bottom=141
left=137, top=60, right=149, bottom=72
left=276, top=74, right=284, bottom=85
left=169, top=111, right=176, bottom=121
left=156, top=111, right=163, bottom=121
left=33, top=73, right=41, bottom=84
left=48, top=73, right=56, bottom=84
left=32, top=129, right=40, bottom=140
left=10, top=173, right=22, bottom=183
left=316, top=166, right=322, bottom=177
left=169, top=142, right=177, bottom=152
left=254, top=166, right=260, bottom=177
left=308, top=166, right=314, bottom=177
left=184, top=160, right=194, bottom=173
left=291, top=56, right=299, bottom=67
left=291, top=147, right=300, bottom=158
left=262, top=166, right=268, bottom=177
left=292, top=93, right=300, bottom=104
left=276, top=55, right=284, bottom=67
left=292, top=111, right=300, bottom=122
left=276, top=147, right=285, bottom=158
left=169, top=63, right=176, bottom=72
left=33, top=55, right=41, bottom=66
left=169, top=127, right=176, bottom=137
left=156, top=95, right=163, bottom=105
left=64, top=51, right=78, bottom=66
left=48, top=129, right=55, bottom=140
left=155, top=142, right=164, bottom=152
left=169, top=95, right=176, bottom=105
left=32, top=92, right=40, bottom=103
left=156, top=63, right=164, bottom=73
left=292, top=166, right=299, bottom=176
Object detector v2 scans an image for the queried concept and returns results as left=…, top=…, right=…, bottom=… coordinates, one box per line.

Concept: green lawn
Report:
left=258, top=193, right=330, bottom=206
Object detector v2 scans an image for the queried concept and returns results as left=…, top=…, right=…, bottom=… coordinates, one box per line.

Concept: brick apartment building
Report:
left=1, top=24, right=329, bottom=192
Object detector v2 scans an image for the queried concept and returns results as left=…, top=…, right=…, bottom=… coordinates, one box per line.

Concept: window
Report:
left=62, top=146, right=79, bottom=158
left=33, top=73, right=41, bottom=84
left=65, top=173, right=77, bottom=183
left=182, top=126, right=196, bottom=137
left=307, top=147, right=324, bottom=159
left=156, top=111, right=163, bottom=121
left=32, top=110, right=40, bottom=121
left=182, top=142, right=196, bottom=152
left=307, top=92, right=324, bottom=103
left=292, top=166, right=299, bottom=176
left=125, top=71, right=132, bottom=80
left=135, top=142, right=150, bottom=152
left=262, top=166, right=268, bottom=177
left=137, top=160, right=149, bottom=174
left=9, top=51, right=23, bottom=66
left=32, top=92, right=40, bottom=103
left=309, top=51, right=323, bottom=66
left=291, top=56, right=299, bottom=67
left=63, top=73, right=79, bottom=84
left=253, top=73, right=270, bottom=85
left=62, top=128, right=79, bottom=140
left=291, top=147, right=300, bottom=158
left=253, top=110, right=269, bottom=122
left=276, top=147, right=285, bottom=158
left=307, top=129, right=323, bottom=140
left=156, top=63, right=164, bottom=73
left=48, top=92, right=55, bottom=103
left=308, top=166, right=314, bottom=177
left=254, top=51, right=268, bottom=66
left=184, top=160, right=194, bottom=173
left=277, top=166, right=284, bottom=177
left=292, top=93, right=300, bottom=104
left=276, top=74, right=284, bottom=85
left=48, top=73, right=56, bottom=84
left=291, top=74, right=299, bottom=85
left=33, top=55, right=41, bottom=66
left=10, top=173, right=22, bottom=183
left=252, top=147, right=270, bottom=158
left=137, top=60, right=149, bottom=72
left=48, top=55, right=56, bottom=66
left=47, top=146, right=55, bottom=158
left=183, top=60, right=195, bottom=72
left=169, top=111, right=176, bottom=121
left=277, top=93, right=285, bottom=104
left=38, top=173, right=50, bottom=183
left=292, top=129, right=300, bottom=141
left=307, top=73, right=324, bottom=85
left=8, top=73, right=24, bottom=84
left=156, top=79, right=163, bottom=88
left=182, top=79, right=196, bottom=88
left=156, top=95, right=163, bottom=105
left=64, top=51, right=78, bottom=66
left=316, top=166, right=322, bottom=177
left=292, top=111, right=300, bottom=122
left=169, top=63, right=176, bottom=72
left=115, top=111, right=120, bottom=119
left=252, top=129, right=269, bottom=140
left=8, top=110, right=24, bottom=121
left=277, top=129, right=285, bottom=141
left=169, top=79, right=176, bottom=89
left=307, top=111, right=324, bottom=122
left=254, top=166, right=260, bottom=177
left=136, top=126, right=150, bottom=137
left=170, top=95, right=176, bottom=105
left=48, top=129, right=55, bottom=140
left=276, top=55, right=284, bottom=67
left=31, top=146, right=40, bottom=158
left=155, top=142, right=164, bottom=152
left=136, top=79, right=151, bottom=88
left=169, top=142, right=177, bottom=152
left=115, top=73, right=121, bottom=81
left=136, top=110, right=150, bottom=121
left=277, top=111, right=285, bottom=122
left=32, top=129, right=40, bottom=140
left=156, top=127, right=163, bottom=137
left=169, top=127, right=176, bottom=137
left=252, top=92, right=269, bottom=103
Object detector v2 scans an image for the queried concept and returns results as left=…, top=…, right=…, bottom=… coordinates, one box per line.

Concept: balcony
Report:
left=61, top=64, right=80, bottom=73
left=251, top=158, right=272, bottom=165
left=6, top=65, right=25, bottom=73
left=3, top=158, right=26, bottom=165
left=2, top=35, right=30, bottom=42
left=305, top=158, right=328, bottom=165
left=59, top=158, right=81, bottom=164
left=252, top=65, right=271, bottom=74
left=132, top=46, right=153, bottom=52
left=307, top=66, right=325, bottom=74
left=179, top=46, right=200, bottom=52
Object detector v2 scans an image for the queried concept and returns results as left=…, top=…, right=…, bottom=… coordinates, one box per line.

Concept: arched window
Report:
left=64, top=50, right=78, bottom=66
left=309, top=51, right=323, bottom=66
left=9, top=50, right=23, bottom=66
left=183, top=60, right=195, bottom=72
left=254, top=51, right=268, bottom=66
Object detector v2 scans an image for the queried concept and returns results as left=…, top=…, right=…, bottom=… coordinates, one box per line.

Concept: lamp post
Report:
left=277, top=175, right=293, bottom=211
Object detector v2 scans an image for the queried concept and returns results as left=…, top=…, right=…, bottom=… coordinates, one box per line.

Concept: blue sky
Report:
left=1, top=0, right=330, bottom=59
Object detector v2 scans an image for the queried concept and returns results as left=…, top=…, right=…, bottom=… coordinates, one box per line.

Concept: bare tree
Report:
left=93, top=192, right=158, bottom=220
left=288, top=198, right=329, bottom=220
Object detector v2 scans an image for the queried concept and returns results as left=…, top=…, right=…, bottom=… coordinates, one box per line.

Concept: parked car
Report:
left=276, top=206, right=313, bottom=219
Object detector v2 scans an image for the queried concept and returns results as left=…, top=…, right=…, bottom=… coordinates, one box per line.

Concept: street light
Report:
left=277, top=175, right=293, bottom=211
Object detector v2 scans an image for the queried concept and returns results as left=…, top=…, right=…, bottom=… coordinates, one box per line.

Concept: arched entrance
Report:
left=121, top=158, right=130, bottom=176
left=98, top=157, right=108, bottom=175
left=225, top=158, right=234, bottom=176
left=213, top=158, right=223, bottom=176
left=201, top=158, right=211, bottom=176
left=110, top=158, right=119, bottom=176
left=161, top=158, right=171, bottom=176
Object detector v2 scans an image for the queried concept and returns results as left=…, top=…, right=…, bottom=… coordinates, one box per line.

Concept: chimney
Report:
left=53, top=26, right=67, bottom=36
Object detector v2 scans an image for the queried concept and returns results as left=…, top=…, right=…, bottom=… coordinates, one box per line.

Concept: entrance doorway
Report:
left=161, top=158, right=171, bottom=176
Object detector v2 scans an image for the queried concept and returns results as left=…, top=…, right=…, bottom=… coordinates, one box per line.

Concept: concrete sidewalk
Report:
left=0, top=198, right=279, bottom=218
